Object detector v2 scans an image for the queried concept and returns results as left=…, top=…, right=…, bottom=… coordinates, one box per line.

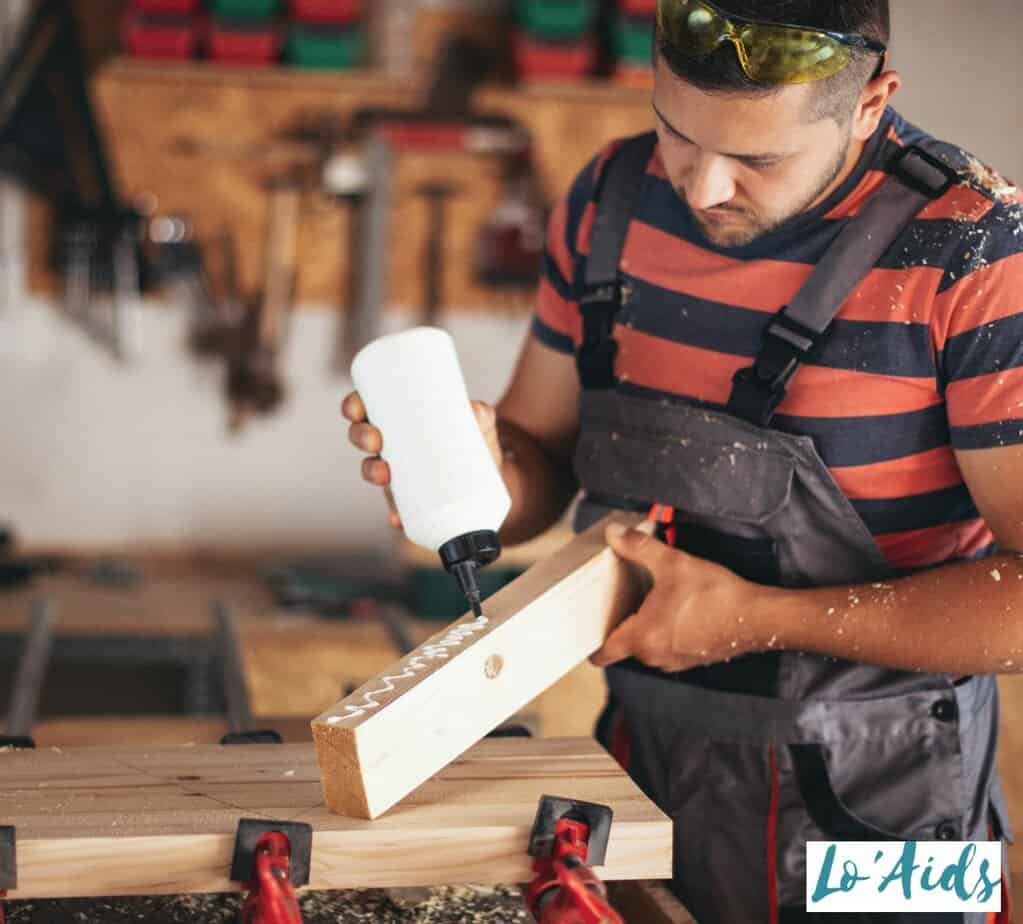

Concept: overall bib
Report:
left=573, top=135, right=1013, bottom=922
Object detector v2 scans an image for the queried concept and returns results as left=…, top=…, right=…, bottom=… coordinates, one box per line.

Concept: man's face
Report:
left=653, top=54, right=857, bottom=248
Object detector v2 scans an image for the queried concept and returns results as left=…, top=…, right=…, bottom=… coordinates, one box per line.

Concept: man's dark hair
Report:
left=656, top=1, right=890, bottom=123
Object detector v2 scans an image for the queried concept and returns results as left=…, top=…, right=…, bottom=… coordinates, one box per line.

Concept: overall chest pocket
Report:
left=575, top=421, right=796, bottom=526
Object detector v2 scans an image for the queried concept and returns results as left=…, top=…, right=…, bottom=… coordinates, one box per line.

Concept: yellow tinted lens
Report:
left=658, top=0, right=727, bottom=56
left=739, top=25, right=851, bottom=83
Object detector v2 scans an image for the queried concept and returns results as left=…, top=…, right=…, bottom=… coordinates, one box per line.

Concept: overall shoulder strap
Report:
left=728, top=142, right=958, bottom=427
left=575, top=132, right=658, bottom=390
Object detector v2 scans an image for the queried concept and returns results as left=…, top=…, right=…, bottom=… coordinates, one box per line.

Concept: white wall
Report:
left=0, top=299, right=529, bottom=551
left=0, top=0, right=1020, bottom=553
left=890, top=0, right=1022, bottom=182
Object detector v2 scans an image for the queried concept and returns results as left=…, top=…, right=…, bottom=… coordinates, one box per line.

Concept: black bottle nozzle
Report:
left=439, top=530, right=501, bottom=618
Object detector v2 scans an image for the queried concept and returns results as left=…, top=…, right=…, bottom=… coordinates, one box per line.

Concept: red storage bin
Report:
left=208, top=19, right=282, bottom=66
left=121, top=12, right=198, bottom=60
left=620, top=0, right=657, bottom=13
left=290, top=0, right=363, bottom=26
left=513, top=30, right=597, bottom=79
left=130, top=0, right=202, bottom=15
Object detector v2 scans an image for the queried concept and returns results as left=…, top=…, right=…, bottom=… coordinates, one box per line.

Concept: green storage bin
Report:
left=517, top=0, right=598, bottom=41
left=615, top=15, right=655, bottom=66
left=286, top=24, right=366, bottom=69
left=211, top=0, right=278, bottom=18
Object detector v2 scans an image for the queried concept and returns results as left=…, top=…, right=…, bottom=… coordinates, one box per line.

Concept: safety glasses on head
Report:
left=656, top=0, right=887, bottom=85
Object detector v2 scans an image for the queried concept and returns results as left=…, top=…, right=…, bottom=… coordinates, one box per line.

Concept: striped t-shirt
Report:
left=533, top=108, right=1023, bottom=572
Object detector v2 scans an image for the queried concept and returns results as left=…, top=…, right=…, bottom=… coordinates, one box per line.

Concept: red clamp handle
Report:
left=527, top=820, right=624, bottom=924
left=240, top=832, right=303, bottom=924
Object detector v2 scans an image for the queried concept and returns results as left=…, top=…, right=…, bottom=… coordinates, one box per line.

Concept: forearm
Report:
left=756, top=554, right=1023, bottom=675
left=495, top=416, right=578, bottom=546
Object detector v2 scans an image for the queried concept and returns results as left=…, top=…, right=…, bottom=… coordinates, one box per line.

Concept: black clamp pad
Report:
left=0, top=826, right=16, bottom=891
left=0, top=737, right=35, bottom=750
left=230, top=818, right=313, bottom=887
left=528, top=795, right=613, bottom=867
left=220, top=730, right=284, bottom=746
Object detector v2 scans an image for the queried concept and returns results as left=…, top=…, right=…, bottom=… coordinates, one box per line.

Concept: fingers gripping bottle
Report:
left=351, top=327, right=512, bottom=617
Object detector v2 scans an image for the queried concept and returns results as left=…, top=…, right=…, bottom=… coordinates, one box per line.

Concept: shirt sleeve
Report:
left=936, top=193, right=1023, bottom=450
left=532, top=142, right=621, bottom=355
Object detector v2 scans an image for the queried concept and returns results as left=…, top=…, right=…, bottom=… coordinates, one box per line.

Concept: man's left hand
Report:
left=590, top=523, right=773, bottom=672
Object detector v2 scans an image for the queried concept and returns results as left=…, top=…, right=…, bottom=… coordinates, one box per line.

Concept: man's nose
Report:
left=684, top=154, right=736, bottom=211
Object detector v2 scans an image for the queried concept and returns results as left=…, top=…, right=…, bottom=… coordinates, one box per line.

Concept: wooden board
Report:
left=312, top=512, right=650, bottom=819
left=30, top=715, right=315, bottom=747
left=2, top=737, right=672, bottom=899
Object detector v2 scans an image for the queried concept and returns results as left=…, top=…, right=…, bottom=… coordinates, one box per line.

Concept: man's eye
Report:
left=745, top=159, right=783, bottom=170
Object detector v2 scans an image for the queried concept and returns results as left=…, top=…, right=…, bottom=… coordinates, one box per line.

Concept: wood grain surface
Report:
left=2, top=737, right=672, bottom=899
left=312, top=512, right=651, bottom=819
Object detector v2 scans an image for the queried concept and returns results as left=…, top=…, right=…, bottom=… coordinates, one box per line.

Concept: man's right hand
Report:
left=341, top=391, right=503, bottom=531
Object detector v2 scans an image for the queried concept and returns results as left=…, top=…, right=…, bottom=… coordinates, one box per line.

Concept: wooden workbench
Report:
left=2, top=737, right=672, bottom=899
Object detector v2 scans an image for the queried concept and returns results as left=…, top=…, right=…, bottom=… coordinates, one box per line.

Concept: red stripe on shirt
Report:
left=832, top=447, right=963, bottom=500
left=536, top=277, right=581, bottom=342
left=917, top=185, right=994, bottom=222
left=617, top=326, right=941, bottom=418
left=546, top=199, right=574, bottom=285
left=623, top=220, right=811, bottom=313
left=824, top=169, right=888, bottom=219
left=946, top=366, right=1023, bottom=429
left=616, top=326, right=743, bottom=404
left=876, top=519, right=994, bottom=570
left=932, top=252, right=1023, bottom=348
left=841, top=266, right=942, bottom=325
left=782, top=367, right=940, bottom=419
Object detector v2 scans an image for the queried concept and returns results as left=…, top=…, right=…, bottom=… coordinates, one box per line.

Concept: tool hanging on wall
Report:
left=330, top=35, right=523, bottom=372
left=475, top=144, right=548, bottom=289
left=226, top=176, right=302, bottom=432
left=148, top=217, right=245, bottom=360
left=416, top=181, right=459, bottom=329
left=334, top=135, right=392, bottom=371
left=0, top=0, right=152, bottom=360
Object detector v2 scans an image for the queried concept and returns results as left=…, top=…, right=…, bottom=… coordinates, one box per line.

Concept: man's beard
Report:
left=679, top=137, right=852, bottom=248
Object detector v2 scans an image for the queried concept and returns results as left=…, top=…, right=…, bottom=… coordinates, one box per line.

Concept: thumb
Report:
left=591, top=613, right=641, bottom=668
left=471, top=401, right=502, bottom=467
left=605, top=522, right=669, bottom=571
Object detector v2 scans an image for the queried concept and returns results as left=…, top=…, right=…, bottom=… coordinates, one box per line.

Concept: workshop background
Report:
left=0, top=0, right=1021, bottom=915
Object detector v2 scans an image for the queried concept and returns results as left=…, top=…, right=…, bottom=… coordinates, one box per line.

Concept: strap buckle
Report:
left=576, top=283, right=620, bottom=389
left=729, top=308, right=823, bottom=427
left=891, top=145, right=958, bottom=200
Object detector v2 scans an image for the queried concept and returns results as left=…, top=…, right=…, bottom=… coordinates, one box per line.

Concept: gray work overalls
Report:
left=572, top=134, right=1013, bottom=923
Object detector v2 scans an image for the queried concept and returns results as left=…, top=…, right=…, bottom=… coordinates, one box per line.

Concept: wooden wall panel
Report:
left=29, top=60, right=654, bottom=313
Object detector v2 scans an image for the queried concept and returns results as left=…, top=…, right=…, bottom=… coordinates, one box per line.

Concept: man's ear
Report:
left=852, top=63, right=900, bottom=142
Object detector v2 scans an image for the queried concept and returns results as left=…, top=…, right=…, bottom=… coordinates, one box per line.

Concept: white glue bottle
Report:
left=351, top=327, right=512, bottom=616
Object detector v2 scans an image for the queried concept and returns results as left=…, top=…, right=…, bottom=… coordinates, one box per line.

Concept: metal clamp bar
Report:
left=4, top=599, right=54, bottom=741
left=0, top=826, right=15, bottom=892
left=213, top=601, right=282, bottom=745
